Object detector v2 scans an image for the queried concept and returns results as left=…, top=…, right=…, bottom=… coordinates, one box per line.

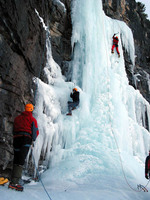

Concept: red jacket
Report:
left=113, top=36, right=119, bottom=45
left=13, top=111, right=39, bottom=141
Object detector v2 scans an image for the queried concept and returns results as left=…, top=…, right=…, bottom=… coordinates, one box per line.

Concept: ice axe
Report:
left=114, top=32, right=119, bottom=36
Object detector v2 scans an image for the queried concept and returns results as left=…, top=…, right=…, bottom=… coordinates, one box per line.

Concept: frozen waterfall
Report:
left=33, top=0, right=150, bottom=198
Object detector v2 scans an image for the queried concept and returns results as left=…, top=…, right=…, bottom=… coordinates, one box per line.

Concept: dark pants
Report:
left=13, top=135, right=32, bottom=166
left=68, top=101, right=79, bottom=113
left=10, top=135, right=32, bottom=184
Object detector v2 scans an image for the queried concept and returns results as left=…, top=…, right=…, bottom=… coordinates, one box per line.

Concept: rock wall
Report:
left=0, top=0, right=47, bottom=178
left=0, top=0, right=72, bottom=178
left=49, top=0, right=72, bottom=80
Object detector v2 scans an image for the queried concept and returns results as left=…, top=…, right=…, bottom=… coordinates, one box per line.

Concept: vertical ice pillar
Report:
left=71, top=0, right=110, bottom=97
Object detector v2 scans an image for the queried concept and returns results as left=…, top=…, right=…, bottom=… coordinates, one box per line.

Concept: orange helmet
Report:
left=73, top=88, right=77, bottom=92
left=25, top=103, right=34, bottom=112
left=116, top=36, right=118, bottom=39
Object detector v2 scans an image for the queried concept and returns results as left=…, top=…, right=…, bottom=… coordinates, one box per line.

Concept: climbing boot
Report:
left=10, top=164, right=23, bottom=185
left=9, top=164, right=24, bottom=191
left=111, top=50, right=114, bottom=53
left=8, top=183, right=23, bottom=191
left=66, top=113, right=72, bottom=116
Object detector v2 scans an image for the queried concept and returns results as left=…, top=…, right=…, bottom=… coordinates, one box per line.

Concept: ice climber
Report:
left=145, top=151, right=150, bottom=179
left=8, top=103, right=39, bottom=191
left=66, top=88, right=80, bottom=116
left=111, top=33, right=120, bottom=58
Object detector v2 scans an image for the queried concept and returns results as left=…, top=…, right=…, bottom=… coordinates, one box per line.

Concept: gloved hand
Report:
left=145, top=173, right=148, bottom=179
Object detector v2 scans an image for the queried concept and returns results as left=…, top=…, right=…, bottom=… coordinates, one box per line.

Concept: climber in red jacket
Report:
left=9, top=103, right=39, bottom=191
left=111, top=34, right=120, bottom=58
left=145, top=151, right=150, bottom=179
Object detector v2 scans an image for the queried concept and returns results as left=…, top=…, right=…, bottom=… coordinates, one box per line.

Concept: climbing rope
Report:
left=112, top=128, right=149, bottom=192
left=101, top=10, right=149, bottom=193
left=31, top=148, right=53, bottom=200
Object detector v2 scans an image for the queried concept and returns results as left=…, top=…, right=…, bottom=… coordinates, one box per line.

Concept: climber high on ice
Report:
left=111, top=33, right=120, bottom=58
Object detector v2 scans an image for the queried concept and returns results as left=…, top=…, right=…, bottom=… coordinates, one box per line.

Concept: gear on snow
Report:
left=0, top=177, right=9, bottom=185
left=8, top=183, right=24, bottom=191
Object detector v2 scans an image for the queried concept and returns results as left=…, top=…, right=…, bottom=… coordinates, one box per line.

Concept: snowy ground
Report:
left=0, top=173, right=150, bottom=200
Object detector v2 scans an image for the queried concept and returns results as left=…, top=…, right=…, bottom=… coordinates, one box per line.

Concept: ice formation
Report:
left=32, top=0, right=150, bottom=192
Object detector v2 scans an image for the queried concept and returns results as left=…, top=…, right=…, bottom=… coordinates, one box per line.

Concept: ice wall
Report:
left=32, top=0, right=150, bottom=188
left=48, top=0, right=150, bottom=184
left=30, top=9, right=73, bottom=167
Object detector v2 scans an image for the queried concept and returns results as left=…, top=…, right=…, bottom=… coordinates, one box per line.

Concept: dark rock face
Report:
left=0, top=0, right=47, bottom=178
left=49, top=0, right=72, bottom=75
left=0, top=0, right=72, bottom=179
left=102, top=0, right=150, bottom=103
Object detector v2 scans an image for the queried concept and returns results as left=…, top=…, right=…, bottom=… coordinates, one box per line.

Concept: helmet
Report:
left=116, top=36, right=118, bottom=39
left=25, top=104, right=34, bottom=112
left=73, top=88, right=77, bottom=92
